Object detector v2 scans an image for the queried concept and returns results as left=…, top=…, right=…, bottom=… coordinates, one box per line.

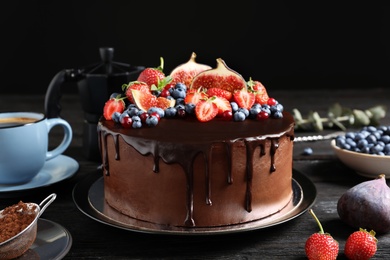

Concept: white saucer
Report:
left=0, top=155, right=79, bottom=193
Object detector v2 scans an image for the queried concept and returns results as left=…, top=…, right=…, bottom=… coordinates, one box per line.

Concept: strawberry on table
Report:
left=305, top=209, right=339, bottom=260
left=344, top=228, right=377, bottom=260
left=103, top=95, right=126, bottom=120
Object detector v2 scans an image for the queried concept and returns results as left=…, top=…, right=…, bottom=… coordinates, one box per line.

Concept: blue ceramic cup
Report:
left=0, top=112, right=73, bottom=184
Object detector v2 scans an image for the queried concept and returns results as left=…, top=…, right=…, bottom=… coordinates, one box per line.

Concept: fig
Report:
left=337, top=174, right=390, bottom=233
left=169, top=52, right=211, bottom=87
left=190, top=58, right=247, bottom=93
left=131, top=89, right=174, bottom=112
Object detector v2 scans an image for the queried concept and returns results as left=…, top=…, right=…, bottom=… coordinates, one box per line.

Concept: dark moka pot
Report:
left=44, top=47, right=144, bottom=161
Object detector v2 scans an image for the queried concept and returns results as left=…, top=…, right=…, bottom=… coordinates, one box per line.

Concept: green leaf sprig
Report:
left=293, top=103, right=387, bottom=132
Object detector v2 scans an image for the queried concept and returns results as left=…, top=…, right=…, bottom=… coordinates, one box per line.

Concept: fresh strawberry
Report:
left=103, top=95, right=126, bottom=120
left=344, top=228, right=377, bottom=260
left=123, top=81, right=150, bottom=104
left=211, top=96, right=232, bottom=116
left=195, top=99, right=218, bottom=122
left=233, top=88, right=255, bottom=110
left=305, top=209, right=339, bottom=260
left=184, top=88, right=207, bottom=105
left=137, top=57, right=166, bottom=88
left=247, top=79, right=269, bottom=105
left=206, top=87, right=233, bottom=101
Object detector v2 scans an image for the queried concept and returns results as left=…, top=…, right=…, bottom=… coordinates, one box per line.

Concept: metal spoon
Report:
left=294, top=131, right=344, bottom=142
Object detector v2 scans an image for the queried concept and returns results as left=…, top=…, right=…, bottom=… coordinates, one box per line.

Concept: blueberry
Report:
left=131, top=115, right=141, bottom=123
left=152, top=90, right=161, bottom=97
left=147, top=107, right=164, bottom=118
left=366, top=126, right=377, bottom=132
left=111, top=111, right=121, bottom=123
left=171, top=88, right=186, bottom=99
left=237, top=108, right=249, bottom=118
left=127, top=104, right=137, bottom=110
left=357, top=139, right=368, bottom=149
left=249, top=106, right=261, bottom=119
left=110, top=92, right=122, bottom=99
left=302, top=147, right=313, bottom=155
left=175, top=98, right=185, bottom=106
left=131, top=116, right=142, bottom=128
left=336, top=125, right=390, bottom=156
left=275, top=103, right=284, bottom=112
left=230, top=102, right=239, bottom=112
left=370, top=144, right=384, bottom=154
left=380, top=135, right=390, bottom=143
left=175, top=104, right=185, bottom=111
left=145, top=115, right=159, bottom=127
left=132, top=121, right=142, bottom=128
left=128, top=107, right=140, bottom=117
left=165, top=107, right=177, bottom=118
left=174, top=82, right=187, bottom=92
left=384, top=144, right=390, bottom=155
left=119, top=111, right=130, bottom=123
left=345, top=132, right=355, bottom=140
left=261, top=105, right=271, bottom=115
left=185, top=103, right=196, bottom=115
left=233, top=111, right=246, bottom=122
left=272, top=111, right=283, bottom=119
left=366, top=134, right=377, bottom=144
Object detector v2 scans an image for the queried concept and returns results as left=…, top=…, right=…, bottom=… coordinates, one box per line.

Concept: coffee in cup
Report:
left=0, top=112, right=73, bottom=184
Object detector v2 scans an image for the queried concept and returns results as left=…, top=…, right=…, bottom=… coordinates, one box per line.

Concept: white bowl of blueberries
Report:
left=331, top=125, right=390, bottom=179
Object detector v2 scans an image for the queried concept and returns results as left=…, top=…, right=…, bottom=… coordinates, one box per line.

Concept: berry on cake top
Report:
left=102, top=52, right=284, bottom=128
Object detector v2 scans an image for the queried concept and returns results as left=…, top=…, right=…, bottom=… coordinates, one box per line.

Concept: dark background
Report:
left=2, top=1, right=390, bottom=95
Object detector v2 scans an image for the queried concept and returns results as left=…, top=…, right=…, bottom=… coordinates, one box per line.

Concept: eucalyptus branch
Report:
left=292, top=103, right=387, bottom=132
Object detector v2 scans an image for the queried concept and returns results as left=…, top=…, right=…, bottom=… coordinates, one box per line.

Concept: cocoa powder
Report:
left=0, top=201, right=37, bottom=243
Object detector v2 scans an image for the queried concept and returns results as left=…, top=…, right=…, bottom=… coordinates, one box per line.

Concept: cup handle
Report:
left=45, top=118, right=73, bottom=160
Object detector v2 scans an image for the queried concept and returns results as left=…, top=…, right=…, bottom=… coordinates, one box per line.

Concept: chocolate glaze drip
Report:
left=98, top=112, right=295, bottom=227
left=270, top=139, right=279, bottom=172
left=224, top=142, right=233, bottom=184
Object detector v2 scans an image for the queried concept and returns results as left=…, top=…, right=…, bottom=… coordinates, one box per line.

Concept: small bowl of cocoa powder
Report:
left=0, top=193, right=56, bottom=259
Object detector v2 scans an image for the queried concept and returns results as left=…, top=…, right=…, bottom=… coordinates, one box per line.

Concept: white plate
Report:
left=0, top=155, right=79, bottom=193
left=18, top=218, right=72, bottom=260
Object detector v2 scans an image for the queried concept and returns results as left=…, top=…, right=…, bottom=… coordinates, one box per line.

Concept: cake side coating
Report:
left=98, top=111, right=295, bottom=228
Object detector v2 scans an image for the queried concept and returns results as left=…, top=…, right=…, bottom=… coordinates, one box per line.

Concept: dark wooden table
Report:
left=1, top=88, right=390, bottom=259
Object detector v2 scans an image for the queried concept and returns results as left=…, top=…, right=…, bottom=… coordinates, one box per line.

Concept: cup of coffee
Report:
left=0, top=112, right=73, bottom=184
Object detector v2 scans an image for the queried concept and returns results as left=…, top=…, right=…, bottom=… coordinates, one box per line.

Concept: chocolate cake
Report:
left=98, top=111, right=295, bottom=227
left=97, top=53, right=296, bottom=228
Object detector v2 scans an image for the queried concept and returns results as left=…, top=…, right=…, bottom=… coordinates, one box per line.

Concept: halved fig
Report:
left=131, top=89, right=175, bottom=112
left=190, top=58, right=247, bottom=93
left=131, top=89, right=157, bottom=112
left=169, top=52, right=212, bottom=87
